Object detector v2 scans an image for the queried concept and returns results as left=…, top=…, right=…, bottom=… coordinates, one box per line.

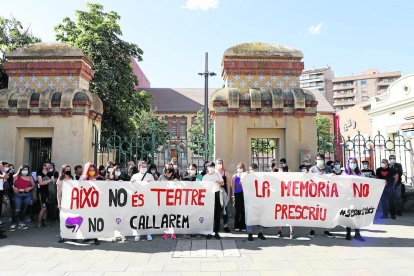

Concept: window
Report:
left=360, top=79, right=366, bottom=85
left=180, top=118, right=187, bottom=140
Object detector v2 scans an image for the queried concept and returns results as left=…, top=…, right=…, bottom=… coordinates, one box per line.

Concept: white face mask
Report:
left=207, top=167, right=215, bottom=174
left=189, top=170, right=196, bottom=176
left=301, top=168, right=307, bottom=173
left=316, top=160, right=324, bottom=167
left=237, top=168, right=243, bottom=174
left=381, top=163, right=387, bottom=168
left=173, top=165, right=178, bottom=169
left=115, top=171, right=121, bottom=177
left=362, top=164, right=368, bottom=170
left=140, top=167, right=147, bottom=174
left=389, top=159, right=396, bottom=165
left=21, top=170, right=29, bottom=176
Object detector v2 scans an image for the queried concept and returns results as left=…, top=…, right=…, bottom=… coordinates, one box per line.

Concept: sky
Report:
left=1, top=0, right=413, bottom=88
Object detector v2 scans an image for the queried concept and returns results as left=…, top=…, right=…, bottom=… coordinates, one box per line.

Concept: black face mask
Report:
left=65, top=171, right=72, bottom=176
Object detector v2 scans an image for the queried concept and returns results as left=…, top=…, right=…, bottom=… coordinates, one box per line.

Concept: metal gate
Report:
left=28, top=138, right=52, bottom=172
left=251, top=138, right=279, bottom=172
left=92, top=125, right=214, bottom=173
left=318, top=131, right=414, bottom=186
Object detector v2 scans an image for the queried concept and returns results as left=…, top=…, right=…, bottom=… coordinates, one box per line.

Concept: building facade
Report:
left=332, top=69, right=401, bottom=111
left=300, top=67, right=334, bottom=106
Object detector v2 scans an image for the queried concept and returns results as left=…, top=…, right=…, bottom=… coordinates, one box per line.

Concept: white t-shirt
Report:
left=130, top=172, right=155, bottom=182
left=202, top=172, right=223, bottom=192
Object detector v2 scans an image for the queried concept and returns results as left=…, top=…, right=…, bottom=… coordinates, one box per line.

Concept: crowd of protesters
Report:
left=0, top=153, right=405, bottom=243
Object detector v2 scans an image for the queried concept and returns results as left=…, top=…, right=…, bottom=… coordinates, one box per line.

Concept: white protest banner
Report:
left=242, top=172, right=385, bottom=229
left=60, top=181, right=216, bottom=239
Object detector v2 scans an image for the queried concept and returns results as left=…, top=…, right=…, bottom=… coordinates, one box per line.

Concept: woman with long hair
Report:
left=37, top=163, right=53, bottom=228
left=342, top=157, right=365, bottom=242
left=12, top=165, right=35, bottom=230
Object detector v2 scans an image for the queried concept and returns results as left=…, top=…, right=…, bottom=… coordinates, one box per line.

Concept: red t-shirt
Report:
left=14, top=176, right=32, bottom=189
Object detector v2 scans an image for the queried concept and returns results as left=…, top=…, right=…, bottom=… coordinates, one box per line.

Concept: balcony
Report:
left=333, top=100, right=356, bottom=107
left=333, top=84, right=355, bottom=90
left=333, top=92, right=355, bottom=99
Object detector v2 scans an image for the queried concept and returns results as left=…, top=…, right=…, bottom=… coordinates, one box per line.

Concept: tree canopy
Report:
left=0, top=16, right=41, bottom=89
left=54, top=3, right=151, bottom=136
left=316, top=114, right=334, bottom=153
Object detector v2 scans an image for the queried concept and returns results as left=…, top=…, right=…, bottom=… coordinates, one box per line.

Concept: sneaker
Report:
left=206, top=234, right=212, bottom=239
left=290, top=231, right=295, bottom=239
left=308, top=229, right=315, bottom=238
left=276, top=230, right=283, bottom=238
left=234, top=228, right=240, bottom=232
left=10, top=224, right=16, bottom=232
left=162, top=234, right=168, bottom=240
left=147, top=234, right=153, bottom=241
left=171, top=234, right=176, bottom=240
left=257, top=232, right=266, bottom=240
left=214, top=232, right=221, bottom=240
left=241, top=228, right=246, bottom=232
left=93, top=239, right=100, bottom=245
left=324, top=231, right=334, bottom=238
left=345, top=233, right=351, bottom=241
left=18, top=223, right=28, bottom=230
left=58, top=237, right=65, bottom=243
left=354, top=234, right=365, bottom=242
left=134, top=235, right=141, bottom=242
left=224, top=226, right=230, bottom=233
left=248, top=233, right=253, bottom=241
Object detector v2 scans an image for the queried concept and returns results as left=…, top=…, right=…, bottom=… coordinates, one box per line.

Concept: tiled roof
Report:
left=145, top=87, right=334, bottom=114
left=144, top=88, right=217, bottom=113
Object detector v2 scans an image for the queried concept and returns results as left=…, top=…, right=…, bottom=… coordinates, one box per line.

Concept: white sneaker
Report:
left=134, top=235, right=141, bottom=242
left=147, top=234, right=153, bottom=241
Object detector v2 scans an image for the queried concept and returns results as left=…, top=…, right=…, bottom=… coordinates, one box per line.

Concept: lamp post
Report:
left=198, top=52, right=216, bottom=160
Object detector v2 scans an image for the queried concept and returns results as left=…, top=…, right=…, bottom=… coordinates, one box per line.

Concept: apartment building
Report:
left=300, top=67, right=334, bottom=105
left=332, top=69, right=401, bottom=110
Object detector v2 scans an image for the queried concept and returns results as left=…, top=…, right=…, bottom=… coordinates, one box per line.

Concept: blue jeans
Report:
left=246, top=225, right=263, bottom=234
left=381, top=185, right=395, bottom=217
left=14, top=192, right=32, bottom=213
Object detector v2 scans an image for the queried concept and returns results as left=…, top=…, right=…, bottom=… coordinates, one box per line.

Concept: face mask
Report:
left=316, top=160, right=324, bottom=166
left=334, top=164, right=341, bottom=170
left=381, top=163, right=387, bottom=168
left=64, top=171, right=71, bottom=176
left=140, top=168, right=147, bottom=174
left=88, top=171, right=96, bottom=177
left=237, top=168, right=243, bottom=174
left=190, top=170, right=196, bottom=176
left=362, top=164, right=368, bottom=169
left=49, top=168, right=54, bottom=172
left=150, top=169, right=156, bottom=174
left=301, top=168, right=307, bottom=173
left=208, top=167, right=215, bottom=174
left=21, top=170, right=28, bottom=176
left=115, top=171, right=121, bottom=177
left=349, top=163, right=357, bottom=170
left=4, top=168, right=9, bottom=172
left=173, top=165, right=178, bottom=169
left=100, top=170, right=106, bottom=175
left=389, top=159, right=396, bottom=165
left=279, top=163, right=285, bottom=168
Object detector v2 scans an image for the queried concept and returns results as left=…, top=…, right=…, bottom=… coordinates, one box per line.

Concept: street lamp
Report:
left=198, top=52, right=216, bottom=160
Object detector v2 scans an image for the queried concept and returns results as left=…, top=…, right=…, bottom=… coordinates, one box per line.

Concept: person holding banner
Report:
left=246, top=163, right=266, bottom=241
left=333, top=160, right=343, bottom=175
left=131, top=161, right=155, bottom=241
left=342, top=158, right=365, bottom=242
left=308, top=153, right=335, bottom=238
left=216, top=158, right=231, bottom=233
left=109, top=165, right=124, bottom=181
left=56, top=164, right=73, bottom=243
left=202, top=161, right=224, bottom=239
left=182, top=164, right=198, bottom=181
left=232, top=162, right=246, bottom=232
left=159, top=168, right=179, bottom=181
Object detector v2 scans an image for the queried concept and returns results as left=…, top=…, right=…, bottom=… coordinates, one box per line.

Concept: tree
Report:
left=133, top=107, right=168, bottom=148
left=188, top=109, right=213, bottom=157
left=54, top=3, right=151, bottom=136
left=0, top=16, right=41, bottom=89
left=316, top=114, right=334, bottom=153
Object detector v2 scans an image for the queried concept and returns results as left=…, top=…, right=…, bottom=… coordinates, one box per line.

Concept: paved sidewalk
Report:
left=1, top=213, right=414, bottom=276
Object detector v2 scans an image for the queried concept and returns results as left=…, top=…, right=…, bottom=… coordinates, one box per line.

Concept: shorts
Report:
left=39, top=191, right=49, bottom=208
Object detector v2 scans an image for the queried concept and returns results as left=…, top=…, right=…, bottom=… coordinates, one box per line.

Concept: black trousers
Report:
left=213, top=191, right=221, bottom=233
left=234, top=192, right=246, bottom=229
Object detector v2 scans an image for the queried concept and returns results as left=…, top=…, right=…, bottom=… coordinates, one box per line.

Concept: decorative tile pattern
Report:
left=8, top=75, right=89, bottom=90
left=225, top=74, right=299, bottom=92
